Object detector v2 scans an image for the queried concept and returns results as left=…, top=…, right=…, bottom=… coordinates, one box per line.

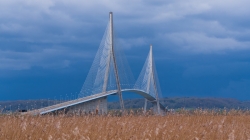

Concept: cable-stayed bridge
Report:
left=27, top=12, right=165, bottom=115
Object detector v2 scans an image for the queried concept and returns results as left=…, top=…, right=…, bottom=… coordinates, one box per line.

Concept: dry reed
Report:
left=0, top=109, right=250, bottom=140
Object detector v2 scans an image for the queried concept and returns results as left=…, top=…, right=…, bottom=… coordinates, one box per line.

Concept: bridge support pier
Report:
left=66, top=97, right=108, bottom=115
left=144, top=99, right=147, bottom=113
left=152, top=102, right=158, bottom=114
left=152, top=101, right=165, bottom=115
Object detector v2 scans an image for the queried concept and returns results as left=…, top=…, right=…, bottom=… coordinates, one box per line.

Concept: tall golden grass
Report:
left=0, top=109, right=250, bottom=140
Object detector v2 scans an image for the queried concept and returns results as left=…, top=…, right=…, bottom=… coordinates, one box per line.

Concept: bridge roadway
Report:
left=26, top=89, right=165, bottom=115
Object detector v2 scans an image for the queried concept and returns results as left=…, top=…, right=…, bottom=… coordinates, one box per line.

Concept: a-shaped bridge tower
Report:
left=26, top=12, right=165, bottom=115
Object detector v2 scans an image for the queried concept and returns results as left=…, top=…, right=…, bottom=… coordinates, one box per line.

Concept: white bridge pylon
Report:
left=134, top=45, right=162, bottom=114
left=78, top=12, right=126, bottom=111
left=26, top=12, right=164, bottom=115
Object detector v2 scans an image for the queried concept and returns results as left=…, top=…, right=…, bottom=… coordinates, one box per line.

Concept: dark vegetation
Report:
left=108, top=97, right=250, bottom=110
left=1, top=97, right=250, bottom=113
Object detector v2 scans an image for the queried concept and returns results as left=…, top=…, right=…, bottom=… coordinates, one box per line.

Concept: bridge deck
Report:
left=25, top=89, right=165, bottom=115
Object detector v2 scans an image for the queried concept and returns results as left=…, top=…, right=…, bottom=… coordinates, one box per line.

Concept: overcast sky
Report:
left=1, top=0, right=250, bottom=100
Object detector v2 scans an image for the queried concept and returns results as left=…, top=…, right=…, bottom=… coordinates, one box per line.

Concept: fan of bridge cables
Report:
left=78, top=19, right=135, bottom=98
left=134, top=46, right=162, bottom=99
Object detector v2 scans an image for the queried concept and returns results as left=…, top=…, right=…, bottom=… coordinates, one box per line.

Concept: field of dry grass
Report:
left=1, top=110, right=250, bottom=140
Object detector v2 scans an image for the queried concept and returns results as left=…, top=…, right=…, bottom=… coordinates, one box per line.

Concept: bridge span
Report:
left=27, top=89, right=165, bottom=115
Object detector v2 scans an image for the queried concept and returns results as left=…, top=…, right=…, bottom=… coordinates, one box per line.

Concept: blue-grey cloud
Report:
left=1, top=0, right=250, bottom=100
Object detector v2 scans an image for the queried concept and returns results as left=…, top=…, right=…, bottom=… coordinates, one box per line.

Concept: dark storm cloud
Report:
left=1, top=0, right=250, bottom=99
